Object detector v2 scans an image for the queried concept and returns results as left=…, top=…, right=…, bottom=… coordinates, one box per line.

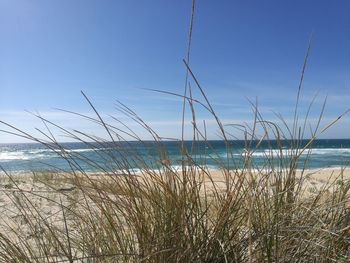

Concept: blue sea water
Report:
left=0, top=139, right=349, bottom=174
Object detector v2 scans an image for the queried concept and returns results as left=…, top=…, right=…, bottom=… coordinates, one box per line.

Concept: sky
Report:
left=1, top=0, right=350, bottom=143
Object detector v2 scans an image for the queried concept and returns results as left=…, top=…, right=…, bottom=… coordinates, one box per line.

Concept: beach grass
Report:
left=0, top=68, right=350, bottom=262
left=1, top=1, right=350, bottom=262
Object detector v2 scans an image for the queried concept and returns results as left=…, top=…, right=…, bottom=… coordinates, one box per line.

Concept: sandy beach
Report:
left=0, top=167, right=349, bottom=261
left=1, top=167, right=349, bottom=222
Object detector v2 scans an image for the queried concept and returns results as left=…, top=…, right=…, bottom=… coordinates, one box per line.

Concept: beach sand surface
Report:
left=0, top=168, right=349, bottom=259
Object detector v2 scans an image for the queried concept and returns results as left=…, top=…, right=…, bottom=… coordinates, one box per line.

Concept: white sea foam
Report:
left=0, top=151, right=50, bottom=161
left=65, top=148, right=97, bottom=153
left=27, top=149, right=48, bottom=154
left=0, top=151, right=30, bottom=161
left=307, top=148, right=350, bottom=155
left=218, top=148, right=350, bottom=158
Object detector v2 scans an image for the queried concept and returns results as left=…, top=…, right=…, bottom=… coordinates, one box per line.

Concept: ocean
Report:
left=0, top=139, right=349, bottom=174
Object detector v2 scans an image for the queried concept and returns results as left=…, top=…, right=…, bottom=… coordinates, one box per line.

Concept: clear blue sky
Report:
left=1, top=0, right=350, bottom=143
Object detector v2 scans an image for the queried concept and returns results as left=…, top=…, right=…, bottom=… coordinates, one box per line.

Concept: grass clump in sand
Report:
left=0, top=62, right=350, bottom=262
left=1, top=2, right=350, bottom=262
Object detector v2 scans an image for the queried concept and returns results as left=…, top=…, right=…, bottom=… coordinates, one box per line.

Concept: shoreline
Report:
left=1, top=166, right=349, bottom=176
left=1, top=167, right=349, bottom=192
